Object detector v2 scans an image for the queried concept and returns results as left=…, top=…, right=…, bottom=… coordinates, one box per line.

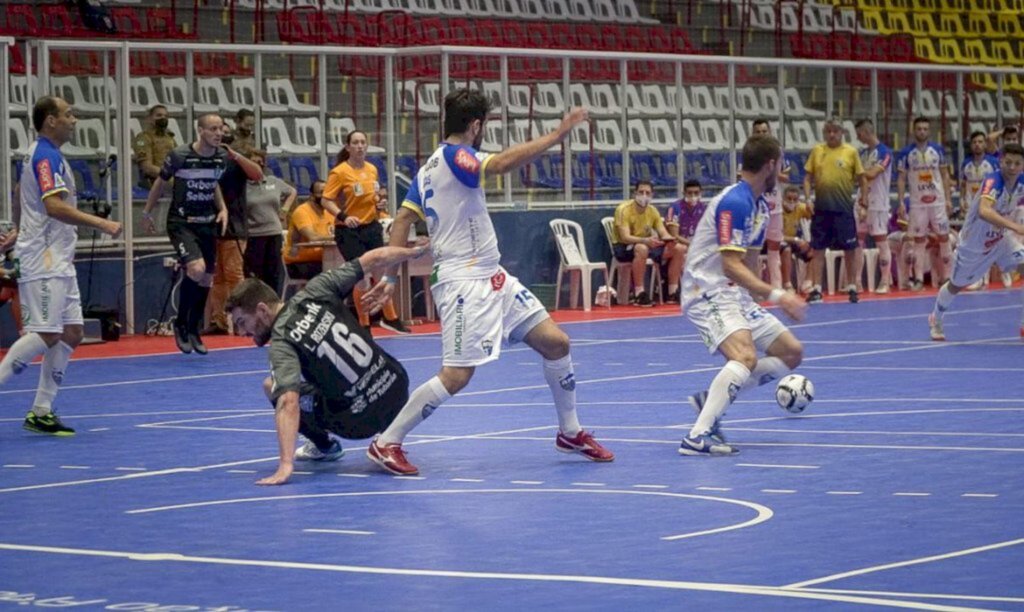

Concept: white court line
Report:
left=115, top=467, right=146, bottom=472
left=338, top=473, right=369, bottom=478
left=633, top=484, right=668, bottom=490
left=725, top=427, right=1024, bottom=438
left=450, top=478, right=484, bottom=483
left=0, top=409, right=262, bottom=423
left=227, top=470, right=257, bottom=474
left=303, top=529, right=375, bottom=536
left=0, top=425, right=554, bottom=495
left=3, top=464, right=34, bottom=468
left=88, top=428, right=110, bottom=432
left=696, top=487, right=732, bottom=492
left=785, top=537, right=1024, bottom=589
left=571, top=482, right=606, bottom=487
left=59, top=466, right=91, bottom=470
left=761, top=489, right=797, bottom=494
left=0, top=542, right=980, bottom=611
left=510, top=480, right=544, bottom=485
left=394, top=476, right=426, bottom=481
left=736, top=463, right=819, bottom=470
left=292, top=471, right=313, bottom=475
left=0, top=370, right=267, bottom=395
left=793, top=586, right=1024, bottom=605
left=826, top=491, right=863, bottom=496
left=893, top=492, right=932, bottom=497
left=801, top=365, right=1024, bottom=372
left=961, top=494, right=998, bottom=498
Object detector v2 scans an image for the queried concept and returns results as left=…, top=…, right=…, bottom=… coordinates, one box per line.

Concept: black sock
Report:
left=177, top=277, right=199, bottom=329
left=189, top=285, right=210, bottom=335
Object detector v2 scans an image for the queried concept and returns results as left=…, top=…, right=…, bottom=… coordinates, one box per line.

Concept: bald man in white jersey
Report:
left=361, top=88, right=613, bottom=475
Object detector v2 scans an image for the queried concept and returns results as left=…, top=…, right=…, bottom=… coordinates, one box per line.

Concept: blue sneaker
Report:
left=295, top=439, right=345, bottom=462
left=687, top=391, right=727, bottom=444
left=678, top=434, right=738, bottom=456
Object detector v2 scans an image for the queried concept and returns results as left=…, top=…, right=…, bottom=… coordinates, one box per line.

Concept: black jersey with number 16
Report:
left=267, top=261, right=405, bottom=415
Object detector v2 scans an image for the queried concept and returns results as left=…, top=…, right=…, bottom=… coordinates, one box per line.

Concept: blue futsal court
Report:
left=1, top=290, right=1023, bottom=610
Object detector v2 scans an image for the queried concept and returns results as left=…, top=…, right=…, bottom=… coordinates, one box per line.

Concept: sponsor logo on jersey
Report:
left=980, top=177, right=997, bottom=197
left=718, top=210, right=733, bottom=245
left=490, top=270, right=506, bottom=291
left=454, top=148, right=480, bottom=174
left=921, top=194, right=937, bottom=204
left=481, top=339, right=494, bottom=356
left=37, top=159, right=55, bottom=193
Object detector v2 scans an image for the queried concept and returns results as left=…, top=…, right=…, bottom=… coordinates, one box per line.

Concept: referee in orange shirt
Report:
left=322, top=130, right=409, bottom=334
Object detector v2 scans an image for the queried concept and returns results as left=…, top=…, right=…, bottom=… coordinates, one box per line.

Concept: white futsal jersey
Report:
left=401, top=143, right=500, bottom=286
left=16, top=137, right=79, bottom=282
left=681, top=181, right=769, bottom=306
left=959, top=171, right=1024, bottom=253
left=899, top=142, right=949, bottom=209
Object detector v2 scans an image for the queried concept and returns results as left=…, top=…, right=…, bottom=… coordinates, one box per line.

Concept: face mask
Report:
left=154, top=118, right=169, bottom=130
left=635, top=195, right=651, bottom=207
left=221, top=133, right=234, bottom=145
left=684, top=195, right=700, bottom=205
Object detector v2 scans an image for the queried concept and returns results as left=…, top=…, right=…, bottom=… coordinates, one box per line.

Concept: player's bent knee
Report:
left=634, top=244, right=650, bottom=258
left=439, top=366, right=474, bottom=395
left=262, top=377, right=274, bottom=399
left=62, top=325, right=84, bottom=348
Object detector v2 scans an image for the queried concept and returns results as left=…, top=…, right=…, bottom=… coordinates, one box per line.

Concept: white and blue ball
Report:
left=776, top=374, right=814, bottom=414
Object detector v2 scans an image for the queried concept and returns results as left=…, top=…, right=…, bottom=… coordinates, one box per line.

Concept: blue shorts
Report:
left=810, top=209, right=858, bottom=251
left=613, top=243, right=666, bottom=263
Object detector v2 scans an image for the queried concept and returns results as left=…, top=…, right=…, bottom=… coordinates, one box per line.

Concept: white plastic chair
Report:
left=824, top=248, right=845, bottom=295
left=265, top=78, right=319, bottom=113
left=196, top=77, right=245, bottom=114
left=160, top=78, right=191, bottom=113
left=51, top=76, right=105, bottom=113
left=550, top=219, right=609, bottom=311
left=786, top=120, right=817, bottom=151
left=533, top=82, right=565, bottom=115
left=9, top=118, right=30, bottom=157
left=9, top=75, right=35, bottom=114
left=64, top=118, right=108, bottom=157
left=588, top=84, right=621, bottom=117
left=129, top=77, right=180, bottom=113
left=601, top=216, right=662, bottom=305
left=262, top=117, right=318, bottom=155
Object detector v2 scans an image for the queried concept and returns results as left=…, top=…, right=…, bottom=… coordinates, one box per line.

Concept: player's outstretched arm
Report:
left=257, top=391, right=300, bottom=486
left=360, top=207, right=421, bottom=312
left=358, top=242, right=430, bottom=315
left=722, top=249, right=806, bottom=321
left=485, top=108, right=589, bottom=176
left=43, top=194, right=122, bottom=238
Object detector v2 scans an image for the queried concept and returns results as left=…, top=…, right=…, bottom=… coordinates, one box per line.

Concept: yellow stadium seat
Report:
left=880, top=0, right=911, bottom=8
left=914, top=38, right=948, bottom=63
left=910, top=12, right=940, bottom=36
left=1007, top=74, right=1024, bottom=92
left=990, top=40, right=1019, bottom=65
left=937, top=12, right=969, bottom=37
left=884, top=10, right=912, bottom=34
left=859, top=9, right=887, bottom=33
left=996, top=0, right=1024, bottom=11
left=963, top=39, right=996, bottom=64
left=970, top=73, right=996, bottom=91
left=994, top=13, right=1018, bottom=38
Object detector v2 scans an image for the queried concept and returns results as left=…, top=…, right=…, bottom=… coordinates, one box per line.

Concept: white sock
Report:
left=913, top=241, right=928, bottom=281
left=740, top=357, right=790, bottom=392
left=689, top=360, right=750, bottom=438
left=377, top=376, right=451, bottom=445
left=877, top=241, right=892, bottom=287
left=543, top=354, right=581, bottom=436
left=767, top=250, right=782, bottom=289
left=0, top=333, right=48, bottom=387
left=932, top=283, right=955, bottom=322
left=938, top=241, right=953, bottom=282
left=33, top=341, right=74, bottom=416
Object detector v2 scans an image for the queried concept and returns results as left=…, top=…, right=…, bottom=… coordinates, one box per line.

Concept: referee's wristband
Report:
left=767, top=289, right=785, bottom=304
left=382, top=275, right=398, bottom=285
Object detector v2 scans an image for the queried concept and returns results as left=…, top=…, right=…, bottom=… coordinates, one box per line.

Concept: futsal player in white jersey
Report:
left=680, top=135, right=806, bottom=456
left=961, top=131, right=1004, bottom=289
left=0, top=96, right=122, bottom=435
left=360, top=88, right=613, bottom=475
left=896, top=117, right=954, bottom=290
left=751, top=119, right=790, bottom=290
left=928, top=144, right=1024, bottom=341
left=853, top=119, right=894, bottom=293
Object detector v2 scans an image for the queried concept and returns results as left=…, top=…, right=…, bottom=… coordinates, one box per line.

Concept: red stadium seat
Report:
left=40, top=4, right=87, bottom=38
left=1, top=4, right=40, bottom=37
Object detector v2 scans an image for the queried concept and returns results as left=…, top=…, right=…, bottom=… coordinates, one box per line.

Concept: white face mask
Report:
left=635, top=195, right=651, bottom=207
left=684, top=195, right=700, bottom=205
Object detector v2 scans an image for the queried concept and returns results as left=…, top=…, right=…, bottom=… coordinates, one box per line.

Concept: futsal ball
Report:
left=776, top=374, right=814, bottom=414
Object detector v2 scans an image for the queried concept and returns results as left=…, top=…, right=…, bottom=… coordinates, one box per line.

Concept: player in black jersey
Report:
left=227, top=242, right=429, bottom=485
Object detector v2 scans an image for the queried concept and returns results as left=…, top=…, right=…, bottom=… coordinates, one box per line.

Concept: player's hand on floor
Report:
left=780, top=293, right=807, bottom=322
left=256, top=463, right=293, bottom=486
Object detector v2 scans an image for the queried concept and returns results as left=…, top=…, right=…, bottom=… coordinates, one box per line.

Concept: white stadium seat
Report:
left=264, top=79, right=318, bottom=113
left=51, top=76, right=105, bottom=113
left=262, top=117, right=317, bottom=155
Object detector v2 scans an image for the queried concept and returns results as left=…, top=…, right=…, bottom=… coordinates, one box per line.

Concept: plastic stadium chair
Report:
left=549, top=219, right=609, bottom=311
left=289, top=158, right=320, bottom=196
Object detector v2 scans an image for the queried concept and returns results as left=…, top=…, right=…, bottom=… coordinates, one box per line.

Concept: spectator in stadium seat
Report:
left=132, top=104, right=177, bottom=189
left=612, top=180, right=686, bottom=306
left=803, top=117, right=867, bottom=304
left=781, top=185, right=812, bottom=292
left=232, top=109, right=257, bottom=157
left=244, top=149, right=296, bottom=295
left=283, top=180, right=334, bottom=281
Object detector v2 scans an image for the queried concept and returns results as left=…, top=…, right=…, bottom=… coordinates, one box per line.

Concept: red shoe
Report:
left=367, top=438, right=419, bottom=475
left=555, top=430, right=614, bottom=462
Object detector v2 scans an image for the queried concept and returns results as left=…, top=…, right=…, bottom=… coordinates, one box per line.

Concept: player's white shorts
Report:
left=908, top=205, right=950, bottom=238
left=1015, top=204, right=1024, bottom=225
left=766, top=211, right=783, bottom=243
left=950, top=237, right=1024, bottom=288
left=857, top=209, right=889, bottom=236
left=432, top=267, right=548, bottom=367
left=18, top=276, right=84, bottom=333
left=684, top=287, right=789, bottom=354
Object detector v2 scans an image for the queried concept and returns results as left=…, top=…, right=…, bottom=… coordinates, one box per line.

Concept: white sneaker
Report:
left=295, top=439, right=345, bottom=462
left=928, top=313, right=946, bottom=342
left=874, top=283, right=890, bottom=295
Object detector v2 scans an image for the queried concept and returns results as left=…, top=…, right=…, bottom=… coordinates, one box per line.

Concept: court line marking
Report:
left=793, top=587, right=1024, bottom=605
left=115, top=467, right=147, bottom=472
left=893, top=492, right=932, bottom=497
left=736, top=463, right=819, bottom=469
left=59, top=466, right=91, bottom=470
left=338, top=473, right=369, bottom=478
left=0, top=425, right=553, bottom=494
left=450, top=478, right=484, bottom=483
left=761, top=489, right=797, bottom=494
left=87, top=428, right=110, bottom=432
left=470, top=435, right=1024, bottom=454
left=227, top=470, right=257, bottom=474
left=961, top=494, right=998, bottom=498
left=0, top=370, right=267, bottom=395
left=510, top=480, right=544, bottom=485
left=123, top=488, right=773, bottom=543
left=696, top=487, right=732, bottom=492
left=3, top=464, right=35, bottom=468
left=724, top=427, right=1024, bottom=438
left=785, top=537, right=1024, bottom=589
left=0, top=409, right=265, bottom=423
left=800, top=365, right=1024, bottom=372
left=0, top=542, right=984, bottom=611
left=303, top=529, right=375, bottom=536
left=570, top=482, right=606, bottom=487
left=826, top=491, right=863, bottom=496
left=633, top=484, right=668, bottom=489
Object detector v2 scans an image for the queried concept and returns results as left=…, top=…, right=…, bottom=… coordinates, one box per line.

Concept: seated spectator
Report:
left=664, top=179, right=707, bottom=263
left=283, top=180, right=335, bottom=281
left=612, top=180, right=686, bottom=306
left=780, top=185, right=813, bottom=292
left=244, top=150, right=296, bottom=296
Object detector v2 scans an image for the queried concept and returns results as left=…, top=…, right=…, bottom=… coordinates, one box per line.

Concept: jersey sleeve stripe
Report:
left=401, top=200, right=426, bottom=220
left=41, top=187, right=69, bottom=199
left=718, top=245, right=747, bottom=253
